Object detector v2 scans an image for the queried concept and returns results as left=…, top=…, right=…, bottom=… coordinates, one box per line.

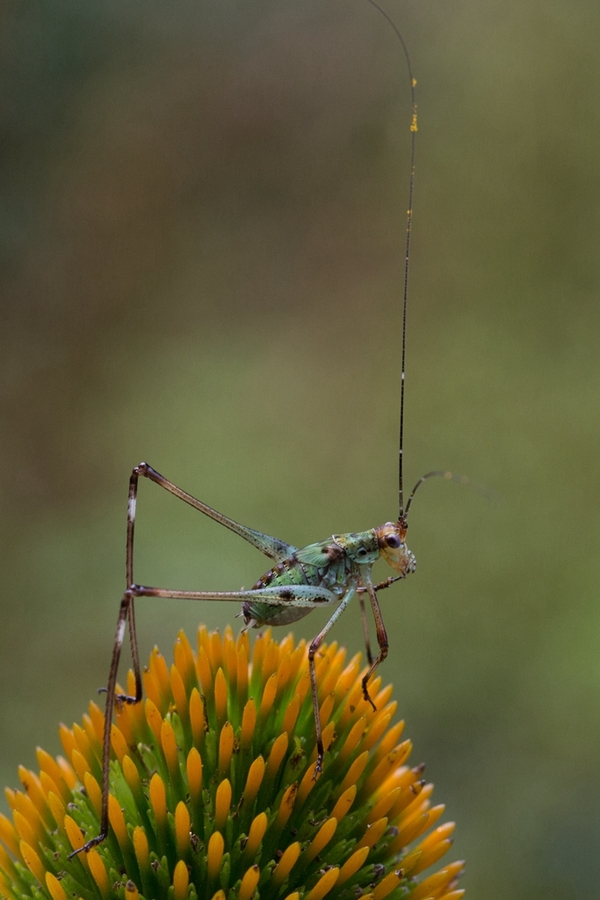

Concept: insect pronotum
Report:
left=73, top=0, right=459, bottom=856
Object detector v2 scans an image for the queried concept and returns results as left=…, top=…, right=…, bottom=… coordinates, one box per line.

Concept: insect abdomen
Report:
left=242, top=599, right=313, bottom=627
left=242, top=548, right=352, bottom=629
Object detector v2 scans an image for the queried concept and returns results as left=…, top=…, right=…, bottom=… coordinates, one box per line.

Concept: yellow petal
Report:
left=19, top=840, right=46, bottom=884
left=122, top=755, right=142, bottom=801
left=110, top=725, right=129, bottom=765
left=274, top=783, right=297, bottom=829
left=282, top=696, right=300, bottom=736
left=243, top=812, right=267, bottom=860
left=272, top=842, right=301, bottom=886
left=258, top=673, right=278, bottom=719
left=336, top=846, right=370, bottom=886
left=266, top=733, right=288, bottom=778
left=189, top=689, right=205, bottom=748
left=170, top=664, right=188, bottom=724
left=132, top=826, right=150, bottom=872
left=411, top=868, right=455, bottom=900
left=107, top=794, right=128, bottom=851
left=241, top=699, right=257, bottom=750
left=160, top=718, right=179, bottom=780
left=175, top=801, right=191, bottom=857
left=172, top=859, right=189, bottom=900
left=88, top=849, right=111, bottom=900
left=83, top=773, right=102, bottom=817
left=304, top=866, right=339, bottom=900
left=331, top=785, right=356, bottom=822
left=362, top=741, right=412, bottom=796
left=144, top=698, right=163, bottom=744
left=0, top=813, right=19, bottom=855
left=372, top=870, right=402, bottom=900
left=215, top=669, right=228, bottom=726
left=242, top=757, right=265, bottom=807
left=337, top=716, right=367, bottom=764
left=186, top=747, right=203, bottom=806
left=338, top=751, right=369, bottom=795
left=149, top=773, right=167, bottom=832
left=356, top=817, right=388, bottom=850
left=238, top=864, right=260, bottom=900
left=411, top=839, right=454, bottom=875
left=174, top=630, right=196, bottom=688
left=63, top=815, right=87, bottom=861
left=296, top=762, right=320, bottom=806
left=236, top=641, right=249, bottom=704
left=366, top=787, right=401, bottom=825
left=207, top=831, right=224, bottom=882
left=218, top=722, right=234, bottom=776
left=214, top=779, right=232, bottom=832
left=304, top=817, right=337, bottom=863
left=45, top=872, right=68, bottom=900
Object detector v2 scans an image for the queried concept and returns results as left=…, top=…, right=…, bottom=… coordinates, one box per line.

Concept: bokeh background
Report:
left=2, top=0, right=599, bottom=896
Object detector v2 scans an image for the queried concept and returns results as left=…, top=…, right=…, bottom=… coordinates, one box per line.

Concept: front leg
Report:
left=358, top=574, right=403, bottom=593
left=306, top=585, right=358, bottom=776
left=356, top=574, right=403, bottom=665
left=358, top=567, right=389, bottom=711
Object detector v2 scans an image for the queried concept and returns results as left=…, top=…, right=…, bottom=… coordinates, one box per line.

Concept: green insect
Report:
left=74, top=0, right=457, bottom=857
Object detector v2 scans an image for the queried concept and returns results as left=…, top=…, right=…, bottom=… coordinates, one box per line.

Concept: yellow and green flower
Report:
left=0, top=627, right=464, bottom=900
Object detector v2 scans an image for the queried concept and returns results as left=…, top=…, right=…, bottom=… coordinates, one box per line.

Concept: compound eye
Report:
left=385, top=534, right=401, bottom=549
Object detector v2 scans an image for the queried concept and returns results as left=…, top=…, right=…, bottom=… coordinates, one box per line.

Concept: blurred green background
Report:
left=1, top=0, right=599, bottom=896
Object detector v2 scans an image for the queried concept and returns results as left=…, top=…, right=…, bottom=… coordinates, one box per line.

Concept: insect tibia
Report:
left=361, top=678, right=378, bottom=712
left=68, top=832, right=107, bottom=859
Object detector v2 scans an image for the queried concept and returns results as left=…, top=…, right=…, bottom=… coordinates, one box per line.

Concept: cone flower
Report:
left=0, top=627, right=464, bottom=900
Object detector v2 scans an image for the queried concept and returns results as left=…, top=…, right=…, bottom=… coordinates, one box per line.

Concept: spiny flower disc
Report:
left=0, top=627, right=464, bottom=900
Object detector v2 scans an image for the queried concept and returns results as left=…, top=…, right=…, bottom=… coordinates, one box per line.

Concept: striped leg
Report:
left=358, top=569, right=390, bottom=711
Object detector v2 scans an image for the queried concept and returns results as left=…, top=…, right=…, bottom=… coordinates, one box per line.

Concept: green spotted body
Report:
left=242, top=526, right=415, bottom=628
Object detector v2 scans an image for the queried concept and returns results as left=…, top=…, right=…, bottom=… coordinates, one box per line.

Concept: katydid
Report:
left=73, top=1, right=456, bottom=857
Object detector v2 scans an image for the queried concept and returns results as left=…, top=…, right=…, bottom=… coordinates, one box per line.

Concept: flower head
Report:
left=0, top=627, right=464, bottom=900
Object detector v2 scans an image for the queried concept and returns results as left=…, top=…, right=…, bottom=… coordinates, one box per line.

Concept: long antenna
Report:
left=365, top=0, right=417, bottom=522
